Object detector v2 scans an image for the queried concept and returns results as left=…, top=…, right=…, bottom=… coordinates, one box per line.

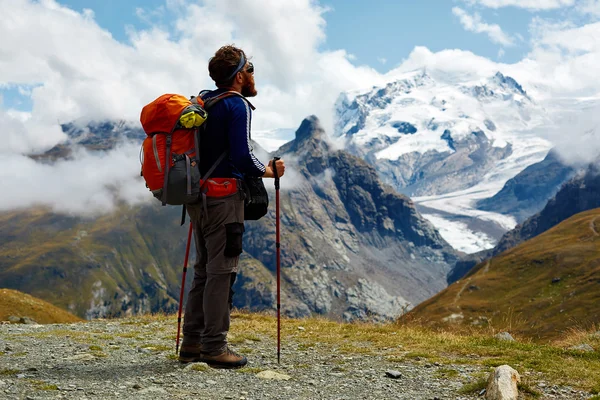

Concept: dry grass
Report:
left=106, top=310, right=600, bottom=392
left=0, top=289, right=81, bottom=324
left=405, top=209, right=600, bottom=342
left=227, top=311, right=600, bottom=392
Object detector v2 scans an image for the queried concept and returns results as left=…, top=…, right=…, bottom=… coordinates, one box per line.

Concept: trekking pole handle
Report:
left=272, top=156, right=280, bottom=190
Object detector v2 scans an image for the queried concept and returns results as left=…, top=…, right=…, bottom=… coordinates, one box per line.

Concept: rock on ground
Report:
left=493, top=332, right=515, bottom=342
left=486, top=365, right=520, bottom=400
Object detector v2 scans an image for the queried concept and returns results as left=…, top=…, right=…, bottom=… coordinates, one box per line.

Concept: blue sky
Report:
left=1, top=0, right=598, bottom=124
left=58, top=0, right=538, bottom=68
left=3, top=0, right=542, bottom=111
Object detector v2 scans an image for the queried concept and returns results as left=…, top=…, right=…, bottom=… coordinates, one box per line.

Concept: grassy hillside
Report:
left=405, top=208, right=600, bottom=340
left=0, top=289, right=81, bottom=324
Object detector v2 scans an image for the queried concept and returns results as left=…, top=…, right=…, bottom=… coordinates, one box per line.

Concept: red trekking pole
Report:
left=272, top=157, right=281, bottom=364
left=175, top=221, right=194, bottom=354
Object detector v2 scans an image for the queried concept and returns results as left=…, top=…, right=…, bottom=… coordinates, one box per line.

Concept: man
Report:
left=178, top=45, right=285, bottom=369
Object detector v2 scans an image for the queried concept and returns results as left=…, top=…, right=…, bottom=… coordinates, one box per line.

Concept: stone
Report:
left=184, top=362, right=210, bottom=371
left=206, top=380, right=217, bottom=385
left=256, top=370, right=292, bottom=381
left=298, top=326, right=306, bottom=331
left=568, top=344, right=594, bottom=352
left=494, top=332, right=515, bottom=342
left=485, top=365, right=520, bottom=400
left=7, top=316, right=20, bottom=323
left=21, top=317, right=37, bottom=324
left=66, top=354, right=96, bottom=361
left=385, top=370, right=402, bottom=379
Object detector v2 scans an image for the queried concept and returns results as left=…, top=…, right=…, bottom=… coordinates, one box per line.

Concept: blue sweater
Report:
left=199, top=89, right=266, bottom=179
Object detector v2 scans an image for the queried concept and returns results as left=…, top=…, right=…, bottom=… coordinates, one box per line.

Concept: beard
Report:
left=241, top=80, right=257, bottom=97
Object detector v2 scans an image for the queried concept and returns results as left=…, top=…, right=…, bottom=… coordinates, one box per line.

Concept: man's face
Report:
left=241, top=62, right=257, bottom=97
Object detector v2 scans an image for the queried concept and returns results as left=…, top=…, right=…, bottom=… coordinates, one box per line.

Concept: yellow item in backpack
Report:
left=179, top=109, right=207, bottom=129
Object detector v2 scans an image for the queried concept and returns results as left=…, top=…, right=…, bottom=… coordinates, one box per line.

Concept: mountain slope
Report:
left=1, top=117, right=458, bottom=322
left=476, top=149, right=575, bottom=223
left=493, top=165, right=600, bottom=255
left=405, top=208, right=600, bottom=340
left=0, top=288, right=81, bottom=324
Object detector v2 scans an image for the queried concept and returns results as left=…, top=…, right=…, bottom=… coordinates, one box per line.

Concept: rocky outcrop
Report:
left=477, top=149, right=576, bottom=223
left=494, top=164, right=600, bottom=255
left=240, top=116, right=458, bottom=320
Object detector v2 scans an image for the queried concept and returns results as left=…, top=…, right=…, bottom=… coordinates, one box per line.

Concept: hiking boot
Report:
left=201, top=346, right=247, bottom=369
left=178, top=342, right=206, bottom=363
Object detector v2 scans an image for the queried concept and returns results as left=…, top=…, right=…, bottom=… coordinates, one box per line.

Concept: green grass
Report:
left=28, top=379, right=59, bottom=391
left=165, top=354, right=178, bottom=360
left=189, top=363, right=209, bottom=372
left=238, top=347, right=254, bottom=354
left=0, top=368, right=19, bottom=376
left=457, top=377, right=487, bottom=394
left=435, top=368, right=460, bottom=379
left=518, top=382, right=542, bottom=398
left=89, top=345, right=103, bottom=351
left=140, top=344, right=171, bottom=352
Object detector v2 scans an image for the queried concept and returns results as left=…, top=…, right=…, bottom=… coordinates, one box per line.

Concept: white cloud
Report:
left=0, top=142, right=151, bottom=215
left=497, top=48, right=506, bottom=58
left=576, top=0, right=600, bottom=16
left=452, top=7, right=515, bottom=46
left=463, top=0, right=575, bottom=10
left=1, top=0, right=600, bottom=215
left=378, top=57, right=388, bottom=64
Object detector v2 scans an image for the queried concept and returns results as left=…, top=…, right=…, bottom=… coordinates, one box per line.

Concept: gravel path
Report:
left=0, top=318, right=591, bottom=400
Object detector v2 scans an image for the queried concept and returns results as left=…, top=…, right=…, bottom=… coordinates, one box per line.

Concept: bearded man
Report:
left=178, top=45, right=285, bottom=369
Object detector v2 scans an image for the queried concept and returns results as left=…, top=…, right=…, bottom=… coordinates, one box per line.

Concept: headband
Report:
left=222, top=53, right=246, bottom=83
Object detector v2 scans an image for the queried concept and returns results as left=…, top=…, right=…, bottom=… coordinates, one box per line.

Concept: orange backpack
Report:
left=140, top=92, right=243, bottom=210
left=140, top=94, right=207, bottom=206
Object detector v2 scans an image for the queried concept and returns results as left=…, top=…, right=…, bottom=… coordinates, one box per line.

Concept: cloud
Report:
left=378, top=57, right=387, bottom=64
left=1, top=0, right=600, bottom=215
left=463, top=0, right=575, bottom=10
left=452, top=7, right=515, bottom=46
left=0, top=142, right=151, bottom=215
left=576, top=0, right=600, bottom=16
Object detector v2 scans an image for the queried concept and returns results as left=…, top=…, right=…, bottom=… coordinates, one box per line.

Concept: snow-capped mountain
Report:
left=334, top=70, right=554, bottom=253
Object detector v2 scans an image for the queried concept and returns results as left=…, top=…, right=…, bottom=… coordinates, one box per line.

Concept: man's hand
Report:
left=263, top=159, right=285, bottom=178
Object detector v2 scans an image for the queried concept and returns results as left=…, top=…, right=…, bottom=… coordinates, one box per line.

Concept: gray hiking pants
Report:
left=182, top=188, right=245, bottom=354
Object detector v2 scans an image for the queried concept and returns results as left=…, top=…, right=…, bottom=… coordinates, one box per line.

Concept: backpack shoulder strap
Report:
left=199, top=90, right=256, bottom=111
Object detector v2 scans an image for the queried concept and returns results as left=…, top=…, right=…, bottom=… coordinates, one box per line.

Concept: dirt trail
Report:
left=590, top=217, right=599, bottom=237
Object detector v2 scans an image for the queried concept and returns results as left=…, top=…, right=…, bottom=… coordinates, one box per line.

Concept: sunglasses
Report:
left=245, top=62, right=254, bottom=74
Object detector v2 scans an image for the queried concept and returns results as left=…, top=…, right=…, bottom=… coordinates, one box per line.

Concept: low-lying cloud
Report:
left=1, top=0, right=600, bottom=215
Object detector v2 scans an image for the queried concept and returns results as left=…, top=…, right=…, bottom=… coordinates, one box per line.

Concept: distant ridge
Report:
left=405, top=208, right=600, bottom=340
left=0, top=288, right=81, bottom=324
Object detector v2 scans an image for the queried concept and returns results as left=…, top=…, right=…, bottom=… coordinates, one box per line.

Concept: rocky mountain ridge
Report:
left=2, top=116, right=458, bottom=322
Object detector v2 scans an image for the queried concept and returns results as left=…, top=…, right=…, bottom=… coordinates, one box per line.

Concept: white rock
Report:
left=486, top=365, right=520, bottom=400
left=494, top=332, right=515, bottom=342
left=65, top=354, right=96, bottom=361
left=256, top=370, right=291, bottom=381
left=568, top=344, right=594, bottom=352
